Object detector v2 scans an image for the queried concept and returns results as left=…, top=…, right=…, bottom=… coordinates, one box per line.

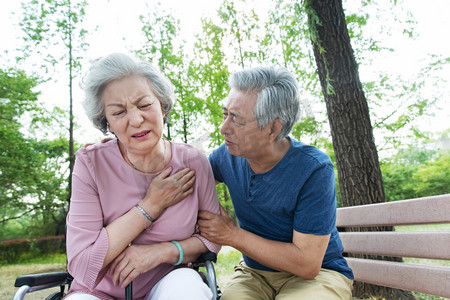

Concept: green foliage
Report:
left=381, top=140, right=450, bottom=201
left=138, top=2, right=205, bottom=143
left=0, top=235, right=65, bottom=265
left=18, top=0, right=89, bottom=76
left=215, top=250, right=241, bottom=283
left=192, top=18, right=230, bottom=148
left=217, top=0, right=261, bottom=69
left=0, top=68, right=69, bottom=239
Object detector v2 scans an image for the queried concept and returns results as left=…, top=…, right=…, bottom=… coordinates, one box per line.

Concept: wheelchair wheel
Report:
left=45, top=292, right=64, bottom=300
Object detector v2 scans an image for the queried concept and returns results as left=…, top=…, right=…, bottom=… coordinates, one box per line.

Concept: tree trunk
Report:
left=68, top=0, right=74, bottom=205
left=304, top=0, right=414, bottom=299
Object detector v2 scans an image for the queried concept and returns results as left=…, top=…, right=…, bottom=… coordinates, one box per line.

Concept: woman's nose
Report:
left=129, top=109, right=144, bottom=127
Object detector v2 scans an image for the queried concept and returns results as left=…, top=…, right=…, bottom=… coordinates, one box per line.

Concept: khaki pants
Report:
left=221, top=260, right=353, bottom=300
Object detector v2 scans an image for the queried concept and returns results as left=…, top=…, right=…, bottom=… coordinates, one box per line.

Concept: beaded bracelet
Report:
left=170, top=240, right=184, bottom=266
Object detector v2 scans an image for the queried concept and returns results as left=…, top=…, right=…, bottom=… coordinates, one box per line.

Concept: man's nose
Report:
left=220, top=116, right=232, bottom=135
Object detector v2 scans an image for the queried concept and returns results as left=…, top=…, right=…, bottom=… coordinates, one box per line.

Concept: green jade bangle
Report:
left=170, top=240, right=184, bottom=265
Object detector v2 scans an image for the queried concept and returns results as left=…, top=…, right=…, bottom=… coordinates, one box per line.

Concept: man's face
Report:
left=220, top=88, right=272, bottom=159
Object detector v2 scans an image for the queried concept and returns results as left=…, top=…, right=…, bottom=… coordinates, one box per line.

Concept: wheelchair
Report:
left=13, top=251, right=221, bottom=300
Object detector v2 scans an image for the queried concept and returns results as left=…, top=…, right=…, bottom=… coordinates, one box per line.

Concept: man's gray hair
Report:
left=229, top=66, right=301, bottom=141
left=81, top=52, right=174, bottom=134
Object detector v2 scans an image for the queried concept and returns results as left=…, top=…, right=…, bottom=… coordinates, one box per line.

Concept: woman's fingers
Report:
left=155, top=166, right=173, bottom=179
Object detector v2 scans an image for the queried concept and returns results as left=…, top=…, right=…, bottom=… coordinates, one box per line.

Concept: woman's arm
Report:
left=109, top=236, right=208, bottom=287
left=103, top=167, right=195, bottom=269
left=67, top=150, right=195, bottom=289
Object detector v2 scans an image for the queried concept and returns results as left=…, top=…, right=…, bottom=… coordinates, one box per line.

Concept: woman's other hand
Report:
left=140, top=167, right=195, bottom=219
left=109, top=243, right=175, bottom=288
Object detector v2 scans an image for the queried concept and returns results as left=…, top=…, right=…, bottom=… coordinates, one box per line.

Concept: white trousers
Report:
left=64, top=268, right=212, bottom=300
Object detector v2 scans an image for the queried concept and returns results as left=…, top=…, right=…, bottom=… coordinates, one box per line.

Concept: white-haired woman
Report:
left=64, top=53, right=220, bottom=300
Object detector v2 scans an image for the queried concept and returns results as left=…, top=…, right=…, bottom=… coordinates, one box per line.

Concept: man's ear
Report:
left=269, top=119, right=282, bottom=141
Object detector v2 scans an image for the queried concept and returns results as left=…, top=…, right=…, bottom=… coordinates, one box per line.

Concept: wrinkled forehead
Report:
left=223, top=88, right=258, bottom=116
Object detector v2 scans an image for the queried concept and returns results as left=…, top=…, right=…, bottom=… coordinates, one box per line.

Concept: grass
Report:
left=1, top=255, right=67, bottom=300
left=214, top=249, right=242, bottom=288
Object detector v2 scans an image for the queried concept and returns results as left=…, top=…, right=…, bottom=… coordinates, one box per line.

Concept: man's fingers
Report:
left=198, top=210, right=215, bottom=220
left=219, top=205, right=228, bottom=216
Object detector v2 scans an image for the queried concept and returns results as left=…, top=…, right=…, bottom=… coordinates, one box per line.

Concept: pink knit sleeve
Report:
left=191, top=149, right=222, bottom=254
left=66, top=149, right=109, bottom=290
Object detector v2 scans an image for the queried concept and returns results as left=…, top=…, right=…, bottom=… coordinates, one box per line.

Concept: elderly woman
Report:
left=65, top=53, right=220, bottom=300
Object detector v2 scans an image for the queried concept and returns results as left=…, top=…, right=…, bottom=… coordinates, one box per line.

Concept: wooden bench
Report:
left=336, top=194, right=450, bottom=298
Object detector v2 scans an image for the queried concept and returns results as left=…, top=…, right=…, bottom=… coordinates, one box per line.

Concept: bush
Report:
left=0, top=235, right=65, bottom=265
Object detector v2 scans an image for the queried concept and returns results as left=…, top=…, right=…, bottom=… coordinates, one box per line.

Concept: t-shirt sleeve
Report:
left=208, top=147, right=225, bottom=183
left=293, top=163, right=336, bottom=235
left=66, top=149, right=109, bottom=290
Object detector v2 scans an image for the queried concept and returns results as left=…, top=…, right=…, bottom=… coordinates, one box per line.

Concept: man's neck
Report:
left=248, top=137, right=291, bottom=174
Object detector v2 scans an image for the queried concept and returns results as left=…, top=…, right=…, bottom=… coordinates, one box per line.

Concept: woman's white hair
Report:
left=81, top=52, right=175, bottom=134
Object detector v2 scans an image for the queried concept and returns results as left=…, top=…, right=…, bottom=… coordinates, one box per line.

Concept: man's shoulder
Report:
left=288, top=138, right=332, bottom=166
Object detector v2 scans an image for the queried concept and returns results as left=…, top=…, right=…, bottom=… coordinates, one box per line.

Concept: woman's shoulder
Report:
left=76, top=139, right=119, bottom=160
left=171, top=141, right=209, bottom=167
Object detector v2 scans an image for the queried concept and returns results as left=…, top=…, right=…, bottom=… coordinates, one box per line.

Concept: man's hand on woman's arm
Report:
left=198, top=207, right=330, bottom=279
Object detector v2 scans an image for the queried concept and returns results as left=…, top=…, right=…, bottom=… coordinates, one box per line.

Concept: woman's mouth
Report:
left=132, top=131, right=150, bottom=140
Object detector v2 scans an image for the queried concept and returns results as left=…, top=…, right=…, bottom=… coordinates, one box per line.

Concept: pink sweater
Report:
left=66, top=140, right=220, bottom=300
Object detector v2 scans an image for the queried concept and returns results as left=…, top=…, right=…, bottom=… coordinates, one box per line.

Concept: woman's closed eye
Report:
left=139, top=103, right=153, bottom=110
left=112, top=110, right=126, bottom=116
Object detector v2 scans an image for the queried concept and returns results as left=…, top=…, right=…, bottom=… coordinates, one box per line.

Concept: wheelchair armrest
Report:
left=193, top=251, right=217, bottom=265
left=14, top=272, right=72, bottom=288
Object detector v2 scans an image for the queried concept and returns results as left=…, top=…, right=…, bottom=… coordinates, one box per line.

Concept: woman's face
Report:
left=101, top=75, right=165, bottom=156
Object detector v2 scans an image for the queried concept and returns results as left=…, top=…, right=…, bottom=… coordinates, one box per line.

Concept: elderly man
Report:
left=198, top=66, right=353, bottom=299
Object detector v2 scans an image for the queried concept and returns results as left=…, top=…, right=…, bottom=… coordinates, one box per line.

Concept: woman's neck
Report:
left=119, top=139, right=169, bottom=173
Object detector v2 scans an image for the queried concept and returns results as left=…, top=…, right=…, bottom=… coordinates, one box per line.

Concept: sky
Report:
left=0, top=0, right=449, bottom=146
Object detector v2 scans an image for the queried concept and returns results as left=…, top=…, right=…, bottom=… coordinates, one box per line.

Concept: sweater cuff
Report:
left=84, top=228, right=109, bottom=289
left=192, top=233, right=221, bottom=254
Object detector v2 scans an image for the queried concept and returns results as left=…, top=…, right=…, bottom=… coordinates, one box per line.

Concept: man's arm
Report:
left=198, top=206, right=330, bottom=279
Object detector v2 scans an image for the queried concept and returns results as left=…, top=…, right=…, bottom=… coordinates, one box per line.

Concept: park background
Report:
left=1, top=0, right=449, bottom=299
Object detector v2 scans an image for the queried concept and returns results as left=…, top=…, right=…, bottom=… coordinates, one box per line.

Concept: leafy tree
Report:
left=413, top=152, right=450, bottom=196
left=191, top=18, right=232, bottom=212
left=192, top=19, right=230, bottom=148
left=216, top=0, right=261, bottom=69
left=0, top=68, right=68, bottom=239
left=138, top=2, right=205, bottom=144
left=18, top=0, right=89, bottom=201
left=381, top=137, right=450, bottom=201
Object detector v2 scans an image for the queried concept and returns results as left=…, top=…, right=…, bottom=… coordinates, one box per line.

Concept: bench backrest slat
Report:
left=346, top=257, right=450, bottom=298
left=336, top=194, right=450, bottom=227
left=339, top=231, right=450, bottom=260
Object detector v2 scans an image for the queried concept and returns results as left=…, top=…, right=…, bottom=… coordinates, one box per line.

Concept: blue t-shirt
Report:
left=209, top=137, right=353, bottom=279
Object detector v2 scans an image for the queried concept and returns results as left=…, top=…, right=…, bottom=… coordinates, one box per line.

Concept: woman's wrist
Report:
left=170, top=241, right=184, bottom=265
left=138, top=199, right=162, bottom=221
